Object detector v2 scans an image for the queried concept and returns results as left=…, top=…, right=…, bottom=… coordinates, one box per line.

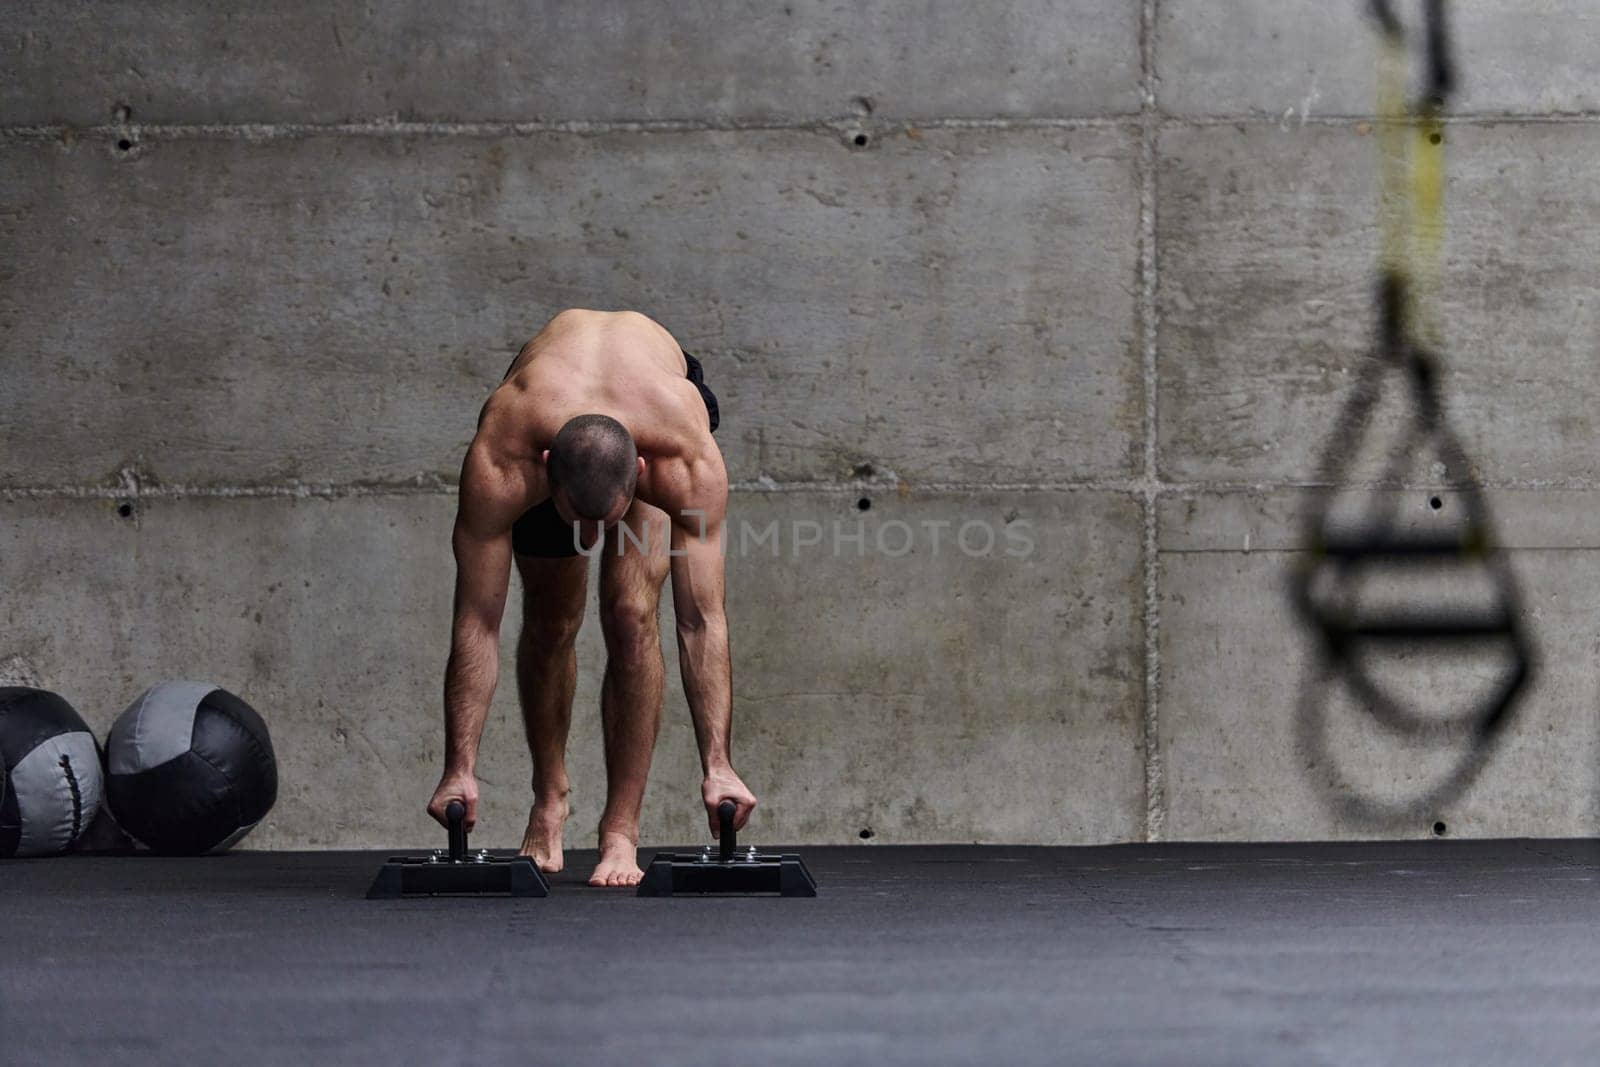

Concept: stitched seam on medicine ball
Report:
left=196, top=693, right=277, bottom=807
left=183, top=747, right=245, bottom=843
left=129, top=687, right=154, bottom=765
left=59, top=753, right=83, bottom=841
left=186, top=745, right=238, bottom=787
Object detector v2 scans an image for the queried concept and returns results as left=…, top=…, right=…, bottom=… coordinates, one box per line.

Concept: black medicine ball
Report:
left=105, top=681, right=278, bottom=855
left=0, top=687, right=105, bottom=857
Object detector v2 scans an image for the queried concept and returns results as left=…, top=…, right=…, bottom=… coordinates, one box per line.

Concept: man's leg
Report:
left=513, top=551, right=589, bottom=872
left=590, top=500, right=672, bottom=886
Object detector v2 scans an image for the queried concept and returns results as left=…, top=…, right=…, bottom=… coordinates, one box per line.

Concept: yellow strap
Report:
left=1412, top=109, right=1445, bottom=345
left=1377, top=31, right=1446, bottom=346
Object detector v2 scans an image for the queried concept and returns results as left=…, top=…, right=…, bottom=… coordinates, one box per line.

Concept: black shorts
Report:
left=512, top=352, right=719, bottom=558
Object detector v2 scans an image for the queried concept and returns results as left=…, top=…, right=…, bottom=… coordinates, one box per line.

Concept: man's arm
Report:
left=668, top=461, right=757, bottom=835
left=427, top=446, right=518, bottom=830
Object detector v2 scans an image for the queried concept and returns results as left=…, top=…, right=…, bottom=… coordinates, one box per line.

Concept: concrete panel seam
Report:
left=0, top=481, right=1148, bottom=501
left=1156, top=112, right=1600, bottom=128
left=8, top=477, right=1600, bottom=502
left=0, top=116, right=1138, bottom=143
left=1139, top=0, right=1166, bottom=845
left=1161, top=546, right=1600, bottom=555
left=9, top=114, right=1600, bottom=144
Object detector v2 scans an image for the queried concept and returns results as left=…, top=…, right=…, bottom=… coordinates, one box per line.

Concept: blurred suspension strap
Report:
left=1290, top=1, right=1535, bottom=817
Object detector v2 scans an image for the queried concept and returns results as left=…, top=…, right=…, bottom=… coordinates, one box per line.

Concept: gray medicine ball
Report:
left=0, top=687, right=105, bottom=857
left=105, top=681, right=278, bottom=855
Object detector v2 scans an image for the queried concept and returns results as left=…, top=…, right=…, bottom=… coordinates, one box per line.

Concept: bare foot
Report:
left=588, top=830, right=643, bottom=887
left=518, top=798, right=569, bottom=874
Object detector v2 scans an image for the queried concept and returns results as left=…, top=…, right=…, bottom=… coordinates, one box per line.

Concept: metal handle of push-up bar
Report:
left=718, top=800, right=737, bottom=863
left=446, top=800, right=467, bottom=863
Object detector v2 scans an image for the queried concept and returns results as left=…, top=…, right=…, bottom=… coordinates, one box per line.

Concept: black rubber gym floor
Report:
left=4, top=840, right=1598, bottom=1066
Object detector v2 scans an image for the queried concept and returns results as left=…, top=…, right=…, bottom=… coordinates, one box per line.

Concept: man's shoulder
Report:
left=640, top=446, right=727, bottom=525
left=459, top=438, right=540, bottom=532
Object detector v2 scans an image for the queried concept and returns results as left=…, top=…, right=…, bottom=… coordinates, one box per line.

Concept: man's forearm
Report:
left=676, top=615, right=732, bottom=772
left=442, top=625, right=499, bottom=772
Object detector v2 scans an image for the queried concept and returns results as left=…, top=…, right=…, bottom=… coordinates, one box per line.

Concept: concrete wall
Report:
left=1, top=2, right=1594, bottom=848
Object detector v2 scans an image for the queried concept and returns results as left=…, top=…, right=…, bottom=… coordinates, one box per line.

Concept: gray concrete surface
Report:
left=1158, top=122, right=1600, bottom=485
left=0, top=491, right=1143, bottom=849
left=1159, top=490, right=1598, bottom=841
left=1159, top=0, right=1600, bottom=118
left=2, top=2, right=1594, bottom=847
left=5, top=842, right=1599, bottom=1066
left=0, top=127, right=1141, bottom=488
left=1, top=1, right=1142, bottom=126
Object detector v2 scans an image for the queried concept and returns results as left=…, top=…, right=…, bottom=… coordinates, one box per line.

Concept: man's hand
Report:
left=427, top=769, right=481, bottom=832
left=702, top=767, right=757, bottom=837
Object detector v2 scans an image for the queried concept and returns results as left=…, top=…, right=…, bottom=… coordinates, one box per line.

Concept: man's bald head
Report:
left=546, top=414, right=639, bottom=520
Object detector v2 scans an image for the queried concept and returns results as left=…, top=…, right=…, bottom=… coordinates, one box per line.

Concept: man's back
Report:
left=473, top=309, right=715, bottom=512
left=493, top=311, right=698, bottom=443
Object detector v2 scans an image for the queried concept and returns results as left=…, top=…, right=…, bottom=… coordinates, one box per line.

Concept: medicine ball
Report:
left=105, top=681, right=277, bottom=855
left=0, top=687, right=105, bottom=857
